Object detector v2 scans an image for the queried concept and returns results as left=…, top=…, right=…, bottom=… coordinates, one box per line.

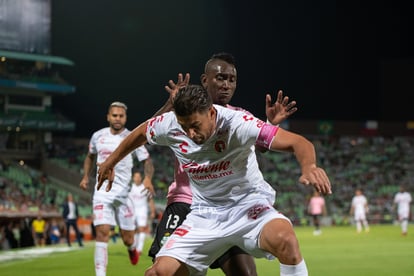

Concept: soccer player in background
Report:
left=393, top=185, right=412, bottom=236
left=129, top=170, right=156, bottom=257
left=80, top=101, right=154, bottom=276
left=350, top=188, right=370, bottom=233
left=307, top=190, right=327, bottom=235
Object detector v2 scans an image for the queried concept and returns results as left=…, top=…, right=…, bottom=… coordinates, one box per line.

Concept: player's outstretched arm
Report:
left=270, top=128, right=332, bottom=195
left=265, top=90, right=297, bottom=125
left=97, top=121, right=149, bottom=192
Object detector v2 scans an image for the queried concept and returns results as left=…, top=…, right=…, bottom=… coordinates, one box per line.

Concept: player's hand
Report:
left=265, top=90, right=297, bottom=125
left=79, top=177, right=89, bottom=190
left=299, top=165, right=332, bottom=195
left=97, top=161, right=115, bottom=192
left=165, top=73, right=190, bottom=104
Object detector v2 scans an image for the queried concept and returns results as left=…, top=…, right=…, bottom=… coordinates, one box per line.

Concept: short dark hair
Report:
left=204, top=52, right=236, bottom=73
left=173, top=84, right=212, bottom=117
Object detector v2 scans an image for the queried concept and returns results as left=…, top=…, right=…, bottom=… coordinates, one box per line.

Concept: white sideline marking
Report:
left=0, top=246, right=77, bottom=263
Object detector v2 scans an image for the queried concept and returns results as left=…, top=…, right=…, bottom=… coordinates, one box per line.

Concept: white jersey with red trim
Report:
left=146, top=105, right=277, bottom=212
left=89, top=127, right=150, bottom=201
left=165, top=103, right=255, bottom=206
left=129, top=183, right=149, bottom=211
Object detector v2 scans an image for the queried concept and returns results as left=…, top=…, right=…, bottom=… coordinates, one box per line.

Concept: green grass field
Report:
left=1, top=225, right=413, bottom=275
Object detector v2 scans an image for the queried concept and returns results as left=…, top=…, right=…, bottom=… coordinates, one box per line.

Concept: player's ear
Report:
left=200, top=74, right=207, bottom=88
left=208, top=106, right=216, bottom=118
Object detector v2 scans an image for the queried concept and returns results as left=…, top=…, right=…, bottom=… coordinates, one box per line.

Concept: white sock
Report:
left=402, top=220, right=408, bottom=233
left=280, top=259, right=308, bottom=276
left=137, top=232, right=146, bottom=252
left=95, top=242, right=108, bottom=276
left=134, top=233, right=140, bottom=249
left=356, top=221, right=362, bottom=232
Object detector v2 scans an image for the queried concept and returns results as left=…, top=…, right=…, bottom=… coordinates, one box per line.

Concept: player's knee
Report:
left=122, top=235, right=134, bottom=247
left=273, top=231, right=302, bottom=264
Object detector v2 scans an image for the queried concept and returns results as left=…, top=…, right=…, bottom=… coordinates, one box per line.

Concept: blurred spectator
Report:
left=31, top=212, right=47, bottom=246
left=62, top=193, right=83, bottom=247
left=48, top=219, right=61, bottom=244
left=20, top=218, right=34, bottom=247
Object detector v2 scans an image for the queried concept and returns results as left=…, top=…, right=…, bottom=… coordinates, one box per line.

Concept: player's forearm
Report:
left=144, top=158, right=154, bottom=180
left=107, top=122, right=149, bottom=167
left=292, top=138, right=318, bottom=173
left=82, top=154, right=95, bottom=178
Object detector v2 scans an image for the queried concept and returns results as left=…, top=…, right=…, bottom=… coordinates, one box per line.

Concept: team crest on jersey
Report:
left=247, top=204, right=271, bottom=220
left=149, top=128, right=156, bottom=142
left=214, top=140, right=226, bottom=152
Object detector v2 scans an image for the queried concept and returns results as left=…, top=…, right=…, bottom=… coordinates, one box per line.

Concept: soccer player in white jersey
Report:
left=97, top=85, right=331, bottom=276
left=79, top=101, right=154, bottom=276
left=350, top=188, right=370, bottom=233
left=393, top=185, right=412, bottom=236
left=149, top=52, right=297, bottom=276
left=129, top=170, right=156, bottom=255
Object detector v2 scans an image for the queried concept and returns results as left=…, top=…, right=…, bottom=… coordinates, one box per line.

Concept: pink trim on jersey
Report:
left=256, top=124, right=279, bottom=149
left=167, top=158, right=193, bottom=205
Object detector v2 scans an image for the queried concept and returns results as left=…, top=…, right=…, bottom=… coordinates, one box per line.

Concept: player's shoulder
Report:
left=216, top=104, right=246, bottom=119
left=226, top=104, right=253, bottom=114
left=91, top=127, right=110, bottom=138
left=119, top=128, right=131, bottom=138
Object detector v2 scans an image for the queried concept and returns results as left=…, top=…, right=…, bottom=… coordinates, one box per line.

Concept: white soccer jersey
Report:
left=89, top=127, right=150, bottom=201
left=351, top=195, right=368, bottom=219
left=129, top=183, right=150, bottom=226
left=146, top=105, right=277, bottom=213
left=394, top=191, right=412, bottom=218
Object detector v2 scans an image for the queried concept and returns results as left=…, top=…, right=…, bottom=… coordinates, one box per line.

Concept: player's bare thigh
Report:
left=259, top=218, right=302, bottom=265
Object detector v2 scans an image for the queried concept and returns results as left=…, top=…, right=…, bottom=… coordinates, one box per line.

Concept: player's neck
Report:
left=110, top=127, right=125, bottom=135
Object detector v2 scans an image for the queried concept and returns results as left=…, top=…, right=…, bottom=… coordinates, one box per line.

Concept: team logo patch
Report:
left=247, top=204, right=271, bottom=220
left=214, top=140, right=226, bottom=152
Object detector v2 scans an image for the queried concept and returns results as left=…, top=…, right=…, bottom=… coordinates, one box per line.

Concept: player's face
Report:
left=177, top=107, right=217, bottom=145
left=201, top=60, right=237, bottom=106
left=107, top=106, right=127, bottom=133
left=133, top=172, right=142, bottom=184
